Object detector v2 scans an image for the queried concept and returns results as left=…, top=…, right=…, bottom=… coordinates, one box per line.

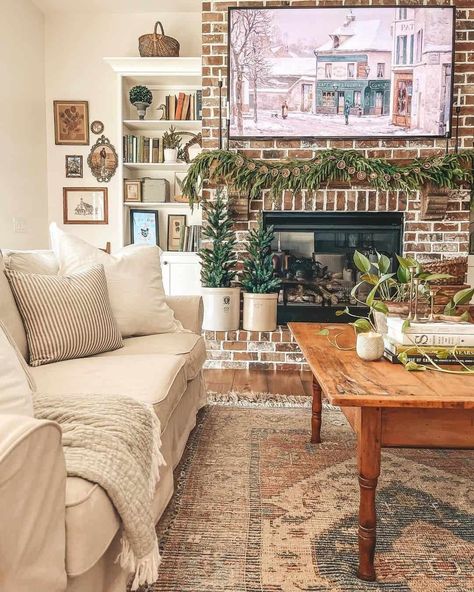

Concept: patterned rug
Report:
left=146, top=397, right=474, bottom=592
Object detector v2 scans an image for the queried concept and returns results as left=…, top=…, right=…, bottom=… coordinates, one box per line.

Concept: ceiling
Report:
left=32, top=0, right=200, bottom=13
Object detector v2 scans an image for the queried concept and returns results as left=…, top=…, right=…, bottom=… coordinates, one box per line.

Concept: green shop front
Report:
left=315, top=79, right=390, bottom=116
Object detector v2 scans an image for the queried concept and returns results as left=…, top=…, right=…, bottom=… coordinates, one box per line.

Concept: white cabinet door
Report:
left=161, top=252, right=201, bottom=296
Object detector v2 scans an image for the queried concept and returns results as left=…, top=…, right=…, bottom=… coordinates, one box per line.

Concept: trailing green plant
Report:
left=199, top=188, right=237, bottom=288
left=162, top=125, right=181, bottom=150
left=241, top=216, right=281, bottom=294
left=182, top=149, right=474, bottom=206
left=129, top=85, right=153, bottom=105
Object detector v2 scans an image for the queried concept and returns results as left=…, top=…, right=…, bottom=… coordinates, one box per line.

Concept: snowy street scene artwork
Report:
left=228, top=7, right=454, bottom=139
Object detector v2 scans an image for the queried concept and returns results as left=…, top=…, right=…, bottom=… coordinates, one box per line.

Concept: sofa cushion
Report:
left=97, top=333, right=206, bottom=381
left=0, top=255, right=28, bottom=359
left=2, top=249, right=59, bottom=275
left=5, top=265, right=123, bottom=367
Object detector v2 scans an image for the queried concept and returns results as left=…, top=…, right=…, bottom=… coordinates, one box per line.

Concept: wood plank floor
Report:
left=204, top=368, right=313, bottom=396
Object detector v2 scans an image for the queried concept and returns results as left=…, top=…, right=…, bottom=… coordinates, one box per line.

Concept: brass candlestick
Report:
left=413, top=278, right=421, bottom=321
left=429, top=289, right=436, bottom=322
left=407, top=265, right=417, bottom=320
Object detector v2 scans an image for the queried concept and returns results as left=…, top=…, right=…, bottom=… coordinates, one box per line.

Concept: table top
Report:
left=289, top=323, right=474, bottom=410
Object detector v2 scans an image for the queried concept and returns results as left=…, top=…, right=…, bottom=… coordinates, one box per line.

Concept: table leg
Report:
left=311, top=376, right=322, bottom=444
left=357, top=407, right=382, bottom=581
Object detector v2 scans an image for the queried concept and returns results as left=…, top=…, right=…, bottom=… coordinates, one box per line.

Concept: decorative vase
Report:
left=356, top=332, right=384, bottom=361
left=133, top=101, right=150, bottom=120
left=243, top=292, right=278, bottom=332
left=201, top=287, right=240, bottom=331
left=164, top=148, right=178, bottom=163
left=373, top=311, right=388, bottom=335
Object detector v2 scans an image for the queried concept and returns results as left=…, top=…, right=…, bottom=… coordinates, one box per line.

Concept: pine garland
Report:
left=198, top=188, right=237, bottom=288
left=182, top=148, right=474, bottom=205
left=241, top=216, right=281, bottom=294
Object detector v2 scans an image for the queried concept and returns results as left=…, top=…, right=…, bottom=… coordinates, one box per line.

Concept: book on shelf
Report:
left=162, top=91, right=202, bottom=121
left=386, top=317, right=474, bottom=347
left=123, top=135, right=164, bottom=164
left=179, top=225, right=202, bottom=252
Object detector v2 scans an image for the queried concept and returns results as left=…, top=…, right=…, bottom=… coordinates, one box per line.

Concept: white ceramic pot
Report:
left=356, top=331, right=385, bottom=361
left=164, top=148, right=178, bottom=163
left=202, top=287, right=240, bottom=331
left=243, top=292, right=278, bottom=332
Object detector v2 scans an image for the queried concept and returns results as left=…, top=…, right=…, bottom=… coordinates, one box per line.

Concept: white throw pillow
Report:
left=50, top=224, right=183, bottom=337
left=0, top=320, right=35, bottom=416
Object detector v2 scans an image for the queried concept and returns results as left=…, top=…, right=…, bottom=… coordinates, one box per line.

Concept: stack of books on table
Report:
left=384, top=316, right=474, bottom=365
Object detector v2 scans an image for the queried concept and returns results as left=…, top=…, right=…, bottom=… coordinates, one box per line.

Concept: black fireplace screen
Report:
left=263, top=211, right=404, bottom=323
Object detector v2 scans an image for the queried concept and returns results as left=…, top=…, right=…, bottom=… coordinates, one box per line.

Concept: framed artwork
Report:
left=63, top=187, right=108, bottom=225
left=130, top=209, right=159, bottom=246
left=124, top=180, right=142, bottom=202
left=65, top=155, right=83, bottom=178
left=53, top=100, right=89, bottom=145
left=87, top=135, right=118, bottom=183
left=228, top=6, right=455, bottom=139
left=91, top=120, right=104, bottom=134
left=167, top=214, right=187, bottom=251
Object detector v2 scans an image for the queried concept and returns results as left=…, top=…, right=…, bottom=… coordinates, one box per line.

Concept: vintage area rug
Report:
left=145, top=395, right=474, bottom=592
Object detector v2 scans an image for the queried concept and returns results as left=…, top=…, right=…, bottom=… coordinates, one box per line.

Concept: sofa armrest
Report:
left=166, top=295, right=204, bottom=334
left=0, top=415, right=67, bottom=592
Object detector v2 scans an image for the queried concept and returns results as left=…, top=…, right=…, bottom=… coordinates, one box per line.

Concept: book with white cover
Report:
left=386, top=317, right=474, bottom=346
left=386, top=317, right=474, bottom=335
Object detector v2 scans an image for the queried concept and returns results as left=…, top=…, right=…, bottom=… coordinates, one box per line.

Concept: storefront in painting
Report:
left=315, top=78, right=391, bottom=117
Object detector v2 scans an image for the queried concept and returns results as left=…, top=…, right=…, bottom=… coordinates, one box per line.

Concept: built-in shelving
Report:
left=123, top=201, right=192, bottom=208
left=123, top=119, right=202, bottom=131
left=123, top=162, right=190, bottom=171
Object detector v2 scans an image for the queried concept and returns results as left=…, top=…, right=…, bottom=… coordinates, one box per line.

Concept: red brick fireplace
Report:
left=201, top=0, right=472, bottom=371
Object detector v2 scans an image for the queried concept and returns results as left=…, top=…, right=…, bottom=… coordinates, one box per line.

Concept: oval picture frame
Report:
left=87, top=135, right=118, bottom=183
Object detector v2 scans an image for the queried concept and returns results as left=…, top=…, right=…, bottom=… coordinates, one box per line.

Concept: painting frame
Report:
left=130, top=209, right=159, bottom=247
left=87, top=135, right=119, bottom=183
left=63, top=187, right=108, bottom=225
left=65, top=155, right=83, bottom=178
left=54, top=100, right=89, bottom=145
left=167, top=214, right=187, bottom=251
left=227, top=5, right=455, bottom=141
left=124, top=179, right=142, bottom=203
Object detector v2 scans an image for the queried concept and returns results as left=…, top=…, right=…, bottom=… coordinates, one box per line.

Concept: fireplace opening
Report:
left=263, top=211, right=404, bottom=323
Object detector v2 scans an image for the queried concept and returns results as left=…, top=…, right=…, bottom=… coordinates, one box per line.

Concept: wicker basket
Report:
left=423, top=257, right=467, bottom=285
left=139, top=22, right=180, bottom=58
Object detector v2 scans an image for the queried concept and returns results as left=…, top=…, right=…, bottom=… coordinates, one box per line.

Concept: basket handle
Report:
left=153, top=21, right=165, bottom=36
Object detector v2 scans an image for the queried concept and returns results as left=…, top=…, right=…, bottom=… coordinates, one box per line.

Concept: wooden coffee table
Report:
left=289, top=322, right=474, bottom=582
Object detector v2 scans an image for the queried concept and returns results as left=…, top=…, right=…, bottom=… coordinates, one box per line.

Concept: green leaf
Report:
left=377, top=253, right=391, bottom=274
left=453, top=287, right=474, bottom=306
left=353, top=250, right=372, bottom=274
left=397, top=265, right=410, bottom=284
left=335, top=308, right=348, bottom=317
left=372, top=300, right=389, bottom=314
left=417, top=273, right=453, bottom=282
left=401, top=319, right=411, bottom=333
left=350, top=318, right=372, bottom=333
left=397, top=352, right=408, bottom=365
left=405, top=361, right=427, bottom=372
left=360, top=273, right=379, bottom=286
left=317, top=328, right=330, bottom=336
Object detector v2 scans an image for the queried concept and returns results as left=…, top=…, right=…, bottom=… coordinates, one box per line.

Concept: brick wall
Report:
left=202, top=0, right=473, bottom=371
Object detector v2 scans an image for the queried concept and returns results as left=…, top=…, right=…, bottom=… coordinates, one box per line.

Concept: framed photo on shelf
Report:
left=65, top=155, right=83, bottom=178
left=167, top=214, right=186, bottom=251
left=130, top=209, right=159, bottom=246
left=124, top=179, right=142, bottom=202
left=53, top=100, right=89, bottom=145
left=63, top=187, right=108, bottom=225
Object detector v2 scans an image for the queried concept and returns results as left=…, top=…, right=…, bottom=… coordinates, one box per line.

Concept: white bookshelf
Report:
left=105, top=57, right=203, bottom=256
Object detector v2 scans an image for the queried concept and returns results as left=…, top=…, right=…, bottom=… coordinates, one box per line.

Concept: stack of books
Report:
left=179, top=225, right=202, bottom=252
left=123, top=136, right=163, bottom=164
left=164, top=91, right=202, bottom=121
left=384, top=317, right=474, bottom=365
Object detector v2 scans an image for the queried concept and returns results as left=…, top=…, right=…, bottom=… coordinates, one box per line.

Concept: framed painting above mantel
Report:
left=228, top=5, right=455, bottom=140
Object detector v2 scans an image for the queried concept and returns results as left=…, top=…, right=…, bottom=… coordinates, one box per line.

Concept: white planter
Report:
left=243, top=292, right=278, bottom=332
left=356, top=332, right=385, bottom=361
left=164, top=148, right=178, bottom=163
left=202, top=287, right=240, bottom=331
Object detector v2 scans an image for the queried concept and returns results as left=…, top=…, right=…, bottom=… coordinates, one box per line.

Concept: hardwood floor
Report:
left=204, top=368, right=313, bottom=396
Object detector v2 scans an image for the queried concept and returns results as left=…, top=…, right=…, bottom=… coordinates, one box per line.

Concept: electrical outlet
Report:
left=13, top=217, right=27, bottom=234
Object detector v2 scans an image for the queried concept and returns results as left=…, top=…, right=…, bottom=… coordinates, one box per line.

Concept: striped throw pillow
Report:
left=5, top=265, right=123, bottom=367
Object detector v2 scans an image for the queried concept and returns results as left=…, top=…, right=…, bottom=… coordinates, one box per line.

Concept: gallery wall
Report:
left=44, top=11, right=201, bottom=249
left=0, top=0, right=48, bottom=249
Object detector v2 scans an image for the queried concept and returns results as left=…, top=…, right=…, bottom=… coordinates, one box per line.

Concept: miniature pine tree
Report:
left=241, top=215, right=281, bottom=294
left=199, top=189, right=237, bottom=288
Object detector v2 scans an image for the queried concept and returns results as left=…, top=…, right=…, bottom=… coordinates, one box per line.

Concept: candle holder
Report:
left=407, top=265, right=417, bottom=320
left=429, top=288, right=436, bottom=322
left=413, top=278, right=421, bottom=322
left=218, top=74, right=223, bottom=150
left=454, top=101, right=462, bottom=154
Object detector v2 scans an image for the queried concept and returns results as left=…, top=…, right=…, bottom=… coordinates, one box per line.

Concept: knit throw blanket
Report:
left=34, top=392, right=165, bottom=590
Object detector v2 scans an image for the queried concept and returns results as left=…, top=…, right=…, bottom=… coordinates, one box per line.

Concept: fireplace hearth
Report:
left=264, top=211, right=404, bottom=323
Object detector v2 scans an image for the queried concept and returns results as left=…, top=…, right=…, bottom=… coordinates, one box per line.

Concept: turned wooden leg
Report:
left=311, top=376, right=322, bottom=444
left=357, top=407, right=382, bottom=581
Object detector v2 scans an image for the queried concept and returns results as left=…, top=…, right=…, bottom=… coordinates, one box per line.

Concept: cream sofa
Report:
left=0, top=249, right=207, bottom=592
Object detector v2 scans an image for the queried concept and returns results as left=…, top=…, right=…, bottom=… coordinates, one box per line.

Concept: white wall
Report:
left=0, top=0, right=48, bottom=249
left=44, top=12, right=201, bottom=250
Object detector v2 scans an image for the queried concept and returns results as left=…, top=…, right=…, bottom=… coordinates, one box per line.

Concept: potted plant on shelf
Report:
left=241, top=215, right=281, bottom=332
left=162, top=126, right=181, bottom=163
left=199, top=189, right=240, bottom=331
left=129, top=85, right=153, bottom=120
